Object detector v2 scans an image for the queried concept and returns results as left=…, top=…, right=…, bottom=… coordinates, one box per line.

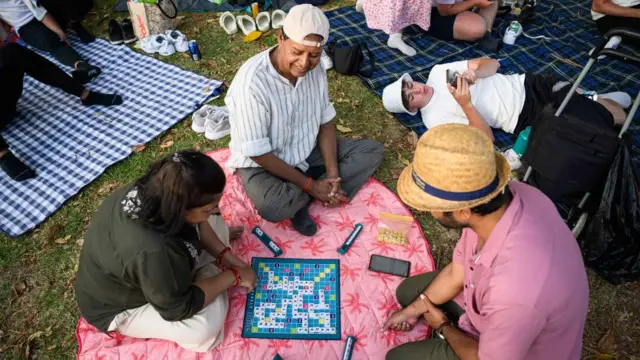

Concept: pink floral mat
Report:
left=76, top=148, right=435, bottom=360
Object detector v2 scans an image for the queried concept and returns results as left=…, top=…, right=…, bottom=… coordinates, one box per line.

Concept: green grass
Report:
left=1, top=0, right=639, bottom=359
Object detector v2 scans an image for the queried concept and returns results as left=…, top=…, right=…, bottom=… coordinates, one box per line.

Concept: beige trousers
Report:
left=107, top=215, right=231, bottom=352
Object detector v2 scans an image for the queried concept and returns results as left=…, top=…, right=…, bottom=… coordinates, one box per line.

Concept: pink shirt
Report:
left=452, top=181, right=589, bottom=360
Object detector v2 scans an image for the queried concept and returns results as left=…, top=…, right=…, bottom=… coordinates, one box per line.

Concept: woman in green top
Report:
left=75, top=150, right=257, bottom=352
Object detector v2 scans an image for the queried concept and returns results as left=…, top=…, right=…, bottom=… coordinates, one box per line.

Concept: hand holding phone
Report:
left=446, top=69, right=460, bottom=89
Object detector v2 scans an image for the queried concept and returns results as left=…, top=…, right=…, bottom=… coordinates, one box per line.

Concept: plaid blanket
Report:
left=0, top=37, right=222, bottom=237
left=325, top=0, right=640, bottom=171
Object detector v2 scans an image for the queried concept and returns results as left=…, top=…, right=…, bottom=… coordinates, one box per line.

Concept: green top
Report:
left=75, top=184, right=205, bottom=332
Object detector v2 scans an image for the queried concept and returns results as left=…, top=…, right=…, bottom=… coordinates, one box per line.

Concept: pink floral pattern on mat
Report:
left=363, top=0, right=432, bottom=34
left=76, top=149, right=436, bottom=360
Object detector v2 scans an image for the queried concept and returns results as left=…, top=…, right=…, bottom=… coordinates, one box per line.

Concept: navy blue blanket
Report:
left=325, top=1, right=640, bottom=171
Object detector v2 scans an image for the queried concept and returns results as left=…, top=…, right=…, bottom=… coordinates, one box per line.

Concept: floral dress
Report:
left=363, top=0, right=432, bottom=34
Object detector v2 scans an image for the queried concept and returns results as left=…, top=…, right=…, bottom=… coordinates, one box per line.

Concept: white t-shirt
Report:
left=226, top=48, right=336, bottom=171
left=419, top=60, right=526, bottom=134
left=0, top=0, right=47, bottom=33
left=592, top=0, right=640, bottom=20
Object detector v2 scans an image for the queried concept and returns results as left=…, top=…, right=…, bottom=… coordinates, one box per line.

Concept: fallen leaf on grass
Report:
left=194, top=144, right=201, bottom=151
left=336, top=124, right=353, bottom=133
left=206, top=18, right=215, bottom=23
left=159, top=140, right=174, bottom=149
left=390, top=168, right=403, bottom=180
left=597, top=328, right=617, bottom=354
left=12, top=281, right=27, bottom=297
left=54, top=235, right=72, bottom=244
left=407, top=131, right=419, bottom=148
left=207, top=60, right=218, bottom=67
left=131, top=144, right=146, bottom=153
left=397, top=153, right=412, bottom=167
left=25, top=327, right=52, bottom=359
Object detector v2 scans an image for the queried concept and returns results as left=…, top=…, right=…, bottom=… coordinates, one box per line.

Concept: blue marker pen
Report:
left=338, top=224, right=363, bottom=255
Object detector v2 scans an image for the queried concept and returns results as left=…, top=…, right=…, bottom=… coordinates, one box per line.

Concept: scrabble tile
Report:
left=259, top=263, right=265, bottom=268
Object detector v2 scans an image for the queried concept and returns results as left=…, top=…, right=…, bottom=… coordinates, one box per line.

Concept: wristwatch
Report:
left=436, top=321, right=453, bottom=340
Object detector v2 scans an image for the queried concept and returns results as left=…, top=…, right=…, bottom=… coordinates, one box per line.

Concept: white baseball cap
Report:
left=382, top=73, right=417, bottom=116
left=283, top=4, right=330, bottom=47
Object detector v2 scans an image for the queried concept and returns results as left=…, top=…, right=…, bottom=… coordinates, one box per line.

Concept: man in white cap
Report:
left=382, top=123, right=589, bottom=360
left=381, top=58, right=631, bottom=141
left=225, top=4, right=384, bottom=236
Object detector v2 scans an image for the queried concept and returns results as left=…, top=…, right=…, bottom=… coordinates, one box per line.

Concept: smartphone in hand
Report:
left=446, top=69, right=459, bottom=89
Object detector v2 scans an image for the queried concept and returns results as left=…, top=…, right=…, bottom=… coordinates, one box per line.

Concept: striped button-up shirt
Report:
left=225, top=48, right=336, bottom=171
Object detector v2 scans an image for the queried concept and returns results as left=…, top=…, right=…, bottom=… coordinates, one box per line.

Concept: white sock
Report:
left=387, top=33, right=416, bottom=57
left=599, top=91, right=632, bottom=109
left=355, top=0, right=364, bottom=12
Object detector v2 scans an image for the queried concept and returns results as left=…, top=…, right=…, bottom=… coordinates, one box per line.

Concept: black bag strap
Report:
left=155, top=0, right=178, bottom=19
left=357, top=42, right=374, bottom=78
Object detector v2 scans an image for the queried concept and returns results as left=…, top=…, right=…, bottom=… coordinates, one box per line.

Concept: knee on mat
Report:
left=256, top=203, right=294, bottom=223
left=361, top=139, right=385, bottom=165
left=457, top=16, right=486, bottom=41
left=395, top=280, right=413, bottom=308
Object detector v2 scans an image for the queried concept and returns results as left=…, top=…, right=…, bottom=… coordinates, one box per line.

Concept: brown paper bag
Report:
left=127, top=0, right=178, bottom=40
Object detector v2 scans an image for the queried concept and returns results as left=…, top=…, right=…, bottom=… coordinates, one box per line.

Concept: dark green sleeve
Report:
left=132, top=248, right=205, bottom=321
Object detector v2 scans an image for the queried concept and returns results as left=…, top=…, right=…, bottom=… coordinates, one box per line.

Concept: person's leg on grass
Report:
left=237, top=167, right=316, bottom=236
left=18, top=19, right=101, bottom=82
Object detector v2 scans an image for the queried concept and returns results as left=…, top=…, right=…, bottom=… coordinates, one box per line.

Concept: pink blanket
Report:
left=76, top=149, right=435, bottom=360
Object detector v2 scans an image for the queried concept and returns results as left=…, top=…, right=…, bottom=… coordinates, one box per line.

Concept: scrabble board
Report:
left=242, top=257, right=341, bottom=340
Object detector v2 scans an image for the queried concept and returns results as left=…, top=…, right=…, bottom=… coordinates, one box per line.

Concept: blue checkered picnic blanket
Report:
left=0, top=36, right=222, bottom=237
left=325, top=0, right=640, bottom=171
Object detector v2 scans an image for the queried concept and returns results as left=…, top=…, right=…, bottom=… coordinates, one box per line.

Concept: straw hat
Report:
left=397, top=124, right=510, bottom=212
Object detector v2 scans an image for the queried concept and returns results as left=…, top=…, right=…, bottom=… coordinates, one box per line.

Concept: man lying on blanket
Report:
left=225, top=4, right=384, bottom=237
left=382, top=123, right=589, bottom=360
left=382, top=57, right=631, bottom=141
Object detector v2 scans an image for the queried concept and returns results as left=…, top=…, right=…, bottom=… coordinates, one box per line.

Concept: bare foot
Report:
left=229, top=226, right=244, bottom=241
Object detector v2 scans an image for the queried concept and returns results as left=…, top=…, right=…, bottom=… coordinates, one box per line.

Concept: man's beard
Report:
left=436, top=213, right=467, bottom=230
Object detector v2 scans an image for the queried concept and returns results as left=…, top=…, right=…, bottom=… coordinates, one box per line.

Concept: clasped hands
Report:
left=307, top=176, right=348, bottom=207
left=381, top=294, right=449, bottom=332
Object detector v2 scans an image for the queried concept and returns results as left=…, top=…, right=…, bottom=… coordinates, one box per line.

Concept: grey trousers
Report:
left=237, top=138, right=384, bottom=222
left=386, top=272, right=465, bottom=360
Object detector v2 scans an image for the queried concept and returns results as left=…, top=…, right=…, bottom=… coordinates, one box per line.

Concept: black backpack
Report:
left=327, top=43, right=374, bottom=77
left=523, top=103, right=619, bottom=203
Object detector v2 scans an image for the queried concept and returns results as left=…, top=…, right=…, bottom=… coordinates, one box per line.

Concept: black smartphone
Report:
left=368, top=254, right=411, bottom=278
left=446, top=69, right=459, bottom=88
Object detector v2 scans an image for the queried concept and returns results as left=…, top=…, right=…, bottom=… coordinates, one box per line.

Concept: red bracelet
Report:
left=303, top=177, right=313, bottom=193
left=216, top=247, right=231, bottom=267
left=229, top=267, right=241, bottom=286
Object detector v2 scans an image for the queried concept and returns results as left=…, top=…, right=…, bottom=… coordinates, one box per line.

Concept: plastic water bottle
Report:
left=512, top=126, right=531, bottom=157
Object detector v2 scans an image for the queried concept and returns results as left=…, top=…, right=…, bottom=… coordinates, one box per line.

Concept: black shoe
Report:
left=72, top=62, right=102, bottom=84
left=479, top=32, right=503, bottom=52
left=291, top=205, right=317, bottom=237
left=108, top=19, right=124, bottom=45
left=121, top=18, right=137, bottom=44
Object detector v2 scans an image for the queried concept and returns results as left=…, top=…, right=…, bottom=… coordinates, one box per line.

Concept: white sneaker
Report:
left=219, top=11, right=237, bottom=35
left=204, top=107, right=231, bottom=140
left=321, top=50, right=333, bottom=70
left=271, top=10, right=286, bottom=29
left=192, top=105, right=214, bottom=133
left=165, top=30, right=188, bottom=52
left=237, top=15, right=257, bottom=36
left=256, top=12, right=271, bottom=32
left=142, top=34, right=176, bottom=56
